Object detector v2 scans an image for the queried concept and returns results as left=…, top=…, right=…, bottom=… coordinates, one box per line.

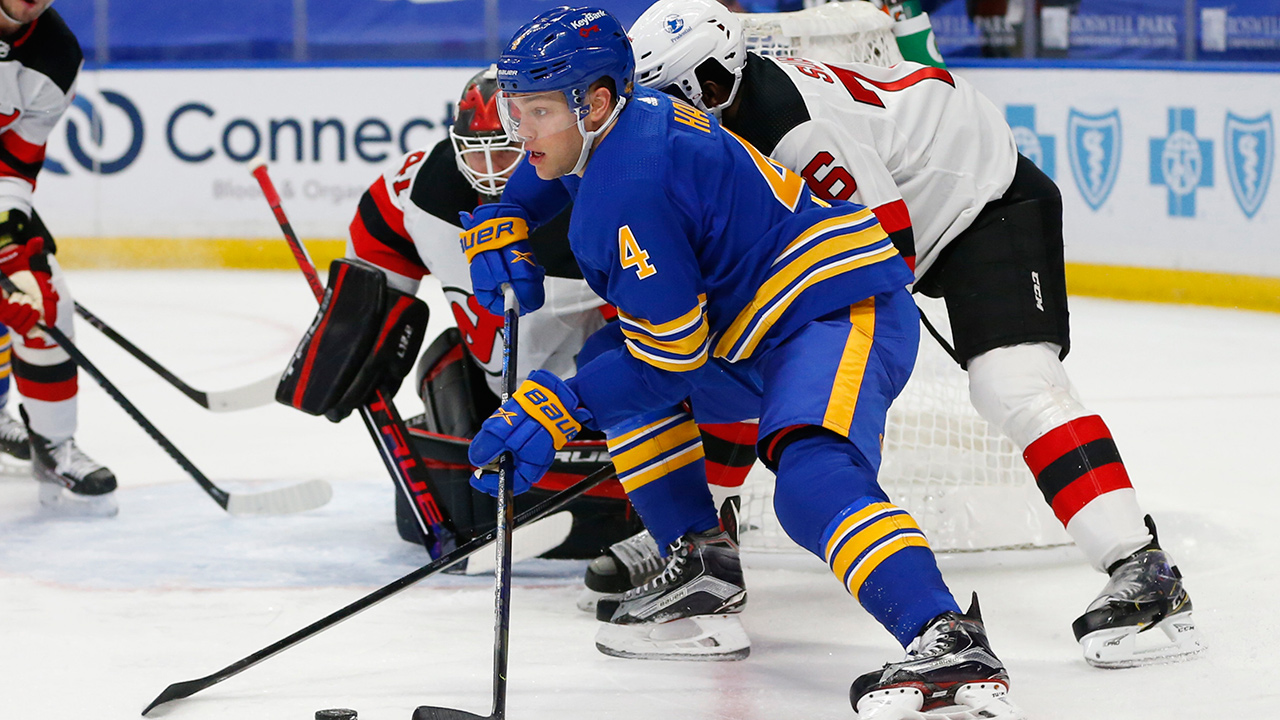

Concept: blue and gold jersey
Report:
left=501, top=86, right=912, bottom=424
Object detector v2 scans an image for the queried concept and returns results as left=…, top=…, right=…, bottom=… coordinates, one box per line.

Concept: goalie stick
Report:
left=74, top=301, right=279, bottom=412
left=249, top=159, right=459, bottom=559
left=140, top=461, right=617, bottom=716
left=414, top=284, right=519, bottom=720
left=0, top=272, right=332, bottom=515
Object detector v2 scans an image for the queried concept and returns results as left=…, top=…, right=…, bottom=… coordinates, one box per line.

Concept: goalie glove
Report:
left=468, top=369, right=593, bottom=496
left=459, top=202, right=545, bottom=316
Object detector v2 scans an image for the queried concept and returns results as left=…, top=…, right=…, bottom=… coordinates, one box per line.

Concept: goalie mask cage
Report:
left=729, top=0, right=1073, bottom=556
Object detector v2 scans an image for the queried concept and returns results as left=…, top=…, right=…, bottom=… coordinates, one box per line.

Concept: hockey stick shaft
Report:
left=250, top=160, right=458, bottom=558
left=490, top=286, right=520, bottom=718
left=1, top=272, right=230, bottom=508
left=73, top=301, right=277, bottom=412
left=140, top=462, right=616, bottom=716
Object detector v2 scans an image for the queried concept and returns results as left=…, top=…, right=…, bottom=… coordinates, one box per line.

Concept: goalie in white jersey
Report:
left=628, top=0, right=1201, bottom=672
left=0, top=0, right=116, bottom=515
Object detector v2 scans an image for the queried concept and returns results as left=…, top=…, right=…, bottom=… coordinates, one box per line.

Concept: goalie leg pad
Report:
left=277, top=258, right=430, bottom=422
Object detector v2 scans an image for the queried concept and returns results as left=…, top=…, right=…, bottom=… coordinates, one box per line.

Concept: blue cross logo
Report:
left=1150, top=108, right=1213, bottom=218
left=1007, top=105, right=1055, bottom=179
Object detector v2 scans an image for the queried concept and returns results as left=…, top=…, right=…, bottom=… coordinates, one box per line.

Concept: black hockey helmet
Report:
left=450, top=65, right=523, bottom=197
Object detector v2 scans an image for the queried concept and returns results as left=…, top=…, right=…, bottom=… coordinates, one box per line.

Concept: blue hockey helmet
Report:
left=497, top=6, right=635, bottom=120
left=496, top=7, right=636, bottom=176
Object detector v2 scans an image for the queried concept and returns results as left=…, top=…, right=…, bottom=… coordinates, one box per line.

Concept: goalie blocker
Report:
left=278, top=258, right=431, bottom=422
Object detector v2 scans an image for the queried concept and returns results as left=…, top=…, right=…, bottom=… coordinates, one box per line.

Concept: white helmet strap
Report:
left=572, top=96, right=627, bottom=176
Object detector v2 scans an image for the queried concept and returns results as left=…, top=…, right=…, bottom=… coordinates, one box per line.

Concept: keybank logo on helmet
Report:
left=570, top=10, right=608, bottom=29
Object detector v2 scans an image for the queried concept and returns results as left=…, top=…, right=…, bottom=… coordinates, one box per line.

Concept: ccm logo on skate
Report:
left=1031, top=271, right=1044, bottom=311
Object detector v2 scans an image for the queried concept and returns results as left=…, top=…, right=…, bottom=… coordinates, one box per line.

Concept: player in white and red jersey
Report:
left=343, top=66, right=755, bottom=553
left=0, top=0, right=117, bottom=515
left=629, top=0, right=1201, bottom=671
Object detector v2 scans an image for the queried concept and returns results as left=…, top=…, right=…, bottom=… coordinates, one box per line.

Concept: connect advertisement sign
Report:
left=38, top=66, right=480, bottom=240
left=35, top=64, right=1279, bottom=280
left=962, top=67, right=1278, bottom=278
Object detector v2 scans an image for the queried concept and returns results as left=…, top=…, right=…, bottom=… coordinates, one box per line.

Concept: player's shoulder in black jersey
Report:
left=7, top=9, right=82, bottom=95
left=726, top=52, right=811, bottom=157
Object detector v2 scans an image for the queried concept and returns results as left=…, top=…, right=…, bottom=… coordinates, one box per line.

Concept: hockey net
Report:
left=738, top=1, right=904, bottom=66
left=732, top=7, right=1067, bottom=553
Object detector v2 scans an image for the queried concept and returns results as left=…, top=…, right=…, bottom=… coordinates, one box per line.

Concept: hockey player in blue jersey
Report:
left=460, top=7, right=1026, bottom=719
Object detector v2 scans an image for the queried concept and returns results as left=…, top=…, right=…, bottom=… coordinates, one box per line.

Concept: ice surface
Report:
left=1, top=270, right=1277, bottom=720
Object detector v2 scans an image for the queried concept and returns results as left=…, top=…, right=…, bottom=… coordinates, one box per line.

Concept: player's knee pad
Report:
left=966, top=342, right=1089, bottom=449
left=277, top=258, right=430, bottom=423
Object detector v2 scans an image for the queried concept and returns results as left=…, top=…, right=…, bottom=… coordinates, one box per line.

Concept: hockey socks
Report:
left=776, top=432, right=959, bottom=646
left=606, top=407, right=719, bottom=550
left=1023, top=415, right=1151, bottom=571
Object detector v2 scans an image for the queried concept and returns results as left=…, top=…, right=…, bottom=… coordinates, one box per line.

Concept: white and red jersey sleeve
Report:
left=346, top=148, right=433, bottom=293
left=0, top=11, right=82, bottom=215
left=754, top=55, right=1018, bottom=278
left=347, top=142, right=609, bottom=396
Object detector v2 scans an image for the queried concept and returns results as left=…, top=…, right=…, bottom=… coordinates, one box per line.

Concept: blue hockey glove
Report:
left=459, top=203, right=545, bottom=316
left=468, top=369, right=593, bottom=496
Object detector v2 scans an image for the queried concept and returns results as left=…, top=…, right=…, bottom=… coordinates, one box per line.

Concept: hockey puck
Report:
left=315, top=710, right=357, bottom=720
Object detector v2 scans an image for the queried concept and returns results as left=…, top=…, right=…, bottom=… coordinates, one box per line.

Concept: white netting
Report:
left=738, top=298, right=1072, bottom=554
left=739, top=1, right=904, bottom=67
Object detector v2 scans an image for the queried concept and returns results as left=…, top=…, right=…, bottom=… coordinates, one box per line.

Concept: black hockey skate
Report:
left=1073, top=516, right=1203, bottom=668
left=26, top=410, right=117, bottom=517
left=594, top=527, right=749, bottom=660
left=850, top=596, right=1025, bottom=720
left=585, top=529, right=665, bottom=593
left=0, top=407, right=30, bottom=461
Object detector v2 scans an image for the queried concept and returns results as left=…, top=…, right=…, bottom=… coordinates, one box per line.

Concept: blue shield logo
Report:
left=1068, top=109, right=1121, bottom=211
left=1225, top=112, right=1273, bottom=219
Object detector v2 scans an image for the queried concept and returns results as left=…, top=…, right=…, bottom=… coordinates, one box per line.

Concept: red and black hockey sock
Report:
left=1023, top=414, right=1133, bottom=527
left=14, top=356, right=77, bottom=402
left=699, top=421, right=758, bottom=490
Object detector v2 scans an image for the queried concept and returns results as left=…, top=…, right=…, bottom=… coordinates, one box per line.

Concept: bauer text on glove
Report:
left=459, top=202, right=545, bottom=316
left=467, top=369, right=593, bottom=496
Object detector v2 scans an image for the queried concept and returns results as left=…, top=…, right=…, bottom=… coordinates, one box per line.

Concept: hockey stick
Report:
left=414, top=284, right=519, bottom=720
left=0, top=273, right=332, bottom=515
left=140, top=462, right=617, bottom=716
left=73, top=301, right=279, bottom=412
left=249, top=159, right=459, bottom=559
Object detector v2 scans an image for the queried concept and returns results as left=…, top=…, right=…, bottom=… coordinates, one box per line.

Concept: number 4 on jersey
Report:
left=619, top=226, right=657, bottom=279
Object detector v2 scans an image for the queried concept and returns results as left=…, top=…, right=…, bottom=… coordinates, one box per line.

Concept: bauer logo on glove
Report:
left=459, top=202, right=546, bottom=316
left=467, top=369, right=593, bottom=497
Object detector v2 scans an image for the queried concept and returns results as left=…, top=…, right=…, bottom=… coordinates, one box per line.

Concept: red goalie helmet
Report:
left=451, top=65, right=523, bottom=196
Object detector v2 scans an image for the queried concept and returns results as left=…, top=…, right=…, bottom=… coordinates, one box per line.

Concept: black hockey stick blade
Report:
left=140, top=464, right=616, bottom=716
left=74, top=301, right=279, bottom=412
left=412, top=707, right=498, bottom=720
left=0, top=274, right=331, bottom=516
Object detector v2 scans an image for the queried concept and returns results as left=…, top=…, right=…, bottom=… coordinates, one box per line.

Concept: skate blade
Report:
left=0, top=454, right=31, bottom=480
left=577, top=587, right=605, bottom=613
left=38, top=483, right=118, bottom=518
left=857, top=683, right=1027, bottom=720
left=595, top=614, right=750, bottom=661
left=1079, top=610, right=1204, bottom=669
